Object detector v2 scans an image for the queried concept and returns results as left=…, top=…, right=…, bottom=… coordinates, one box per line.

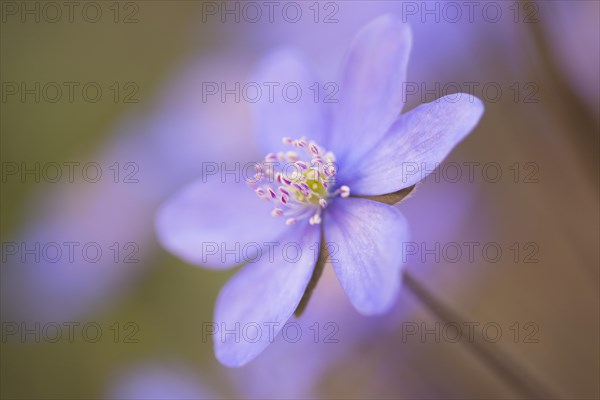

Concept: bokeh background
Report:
left=1, top=1, right=598, bottom=399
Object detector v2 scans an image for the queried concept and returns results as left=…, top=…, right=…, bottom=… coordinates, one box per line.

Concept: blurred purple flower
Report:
left=156, top=15, right=484, bottom=366
left=0, top=54, right=255, bottom=323
left=106, top=361, right=215, bottom=400
left=541, top=0, right=600, bottom=118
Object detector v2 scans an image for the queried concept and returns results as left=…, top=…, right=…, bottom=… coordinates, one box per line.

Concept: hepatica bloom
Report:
left=156, top=15, right=484, bottom=367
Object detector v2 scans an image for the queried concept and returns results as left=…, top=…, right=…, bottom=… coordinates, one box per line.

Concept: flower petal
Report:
left=324, top=198, right=409, bottom=315
left=251, top=48, right=330, bottom=154
left=214, top=224, right=320, bottom=367
left=328, top=15, right=412, bottom=165
left=156, top=177, right=288, bottom=269
left=342, top=94, right=485, bottom=195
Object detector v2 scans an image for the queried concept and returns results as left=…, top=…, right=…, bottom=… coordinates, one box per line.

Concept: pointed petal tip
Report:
left=214, top=345, right=253, bottom=368
left=324, top=198, right=407, bottom=317
left=344, top=92, right=486, bottom=195
left=212, top=225, right=320, bottom=367
left=352, top=285, right=401, bottom=316
left=370, top=13, right=413, bottom=33
left=330, top=13, right=413, bottom=164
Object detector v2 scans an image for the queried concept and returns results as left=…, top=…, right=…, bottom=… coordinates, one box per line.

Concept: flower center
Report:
left=249, top=136, right=350, bottom=225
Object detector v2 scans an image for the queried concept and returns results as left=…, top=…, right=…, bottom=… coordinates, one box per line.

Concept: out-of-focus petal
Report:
left=324, top=198, right=408, bottom=315
left=214, top=224, right=320, bottom=367
left=156, top=177, right=288, bottom=269
left=328, top=14, right=412, bottom=166
left=542, top=1, right=600, bottom=117
left=106, top=361, right=215, bottom=400
left=342, top=94, right=484, bottom=196
left=251, top=49, right=330, bottom=154
left=0, top=182, right=149, bottom=324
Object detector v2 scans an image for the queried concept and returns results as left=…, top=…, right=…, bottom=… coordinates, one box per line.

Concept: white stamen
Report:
left=286, top=151, right=299, bottom=162
left=285, top=218, right=297, bottom=225
left=309, top=213, right=322, bottom=225
left=340, top=185, right=350, bottom=198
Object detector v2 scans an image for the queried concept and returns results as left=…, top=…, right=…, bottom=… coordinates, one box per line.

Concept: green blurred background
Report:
left=1, top=2, right=230, bottom=397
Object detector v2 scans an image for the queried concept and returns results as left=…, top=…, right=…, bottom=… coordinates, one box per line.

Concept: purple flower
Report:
left=156, top=15, right=484, bottom=367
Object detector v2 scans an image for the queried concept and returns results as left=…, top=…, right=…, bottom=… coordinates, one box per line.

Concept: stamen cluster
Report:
left=249, top=137, right=350, bottom=225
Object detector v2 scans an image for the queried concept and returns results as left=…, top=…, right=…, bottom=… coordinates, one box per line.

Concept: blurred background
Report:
left=1, top=0, right=598, bottom=398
